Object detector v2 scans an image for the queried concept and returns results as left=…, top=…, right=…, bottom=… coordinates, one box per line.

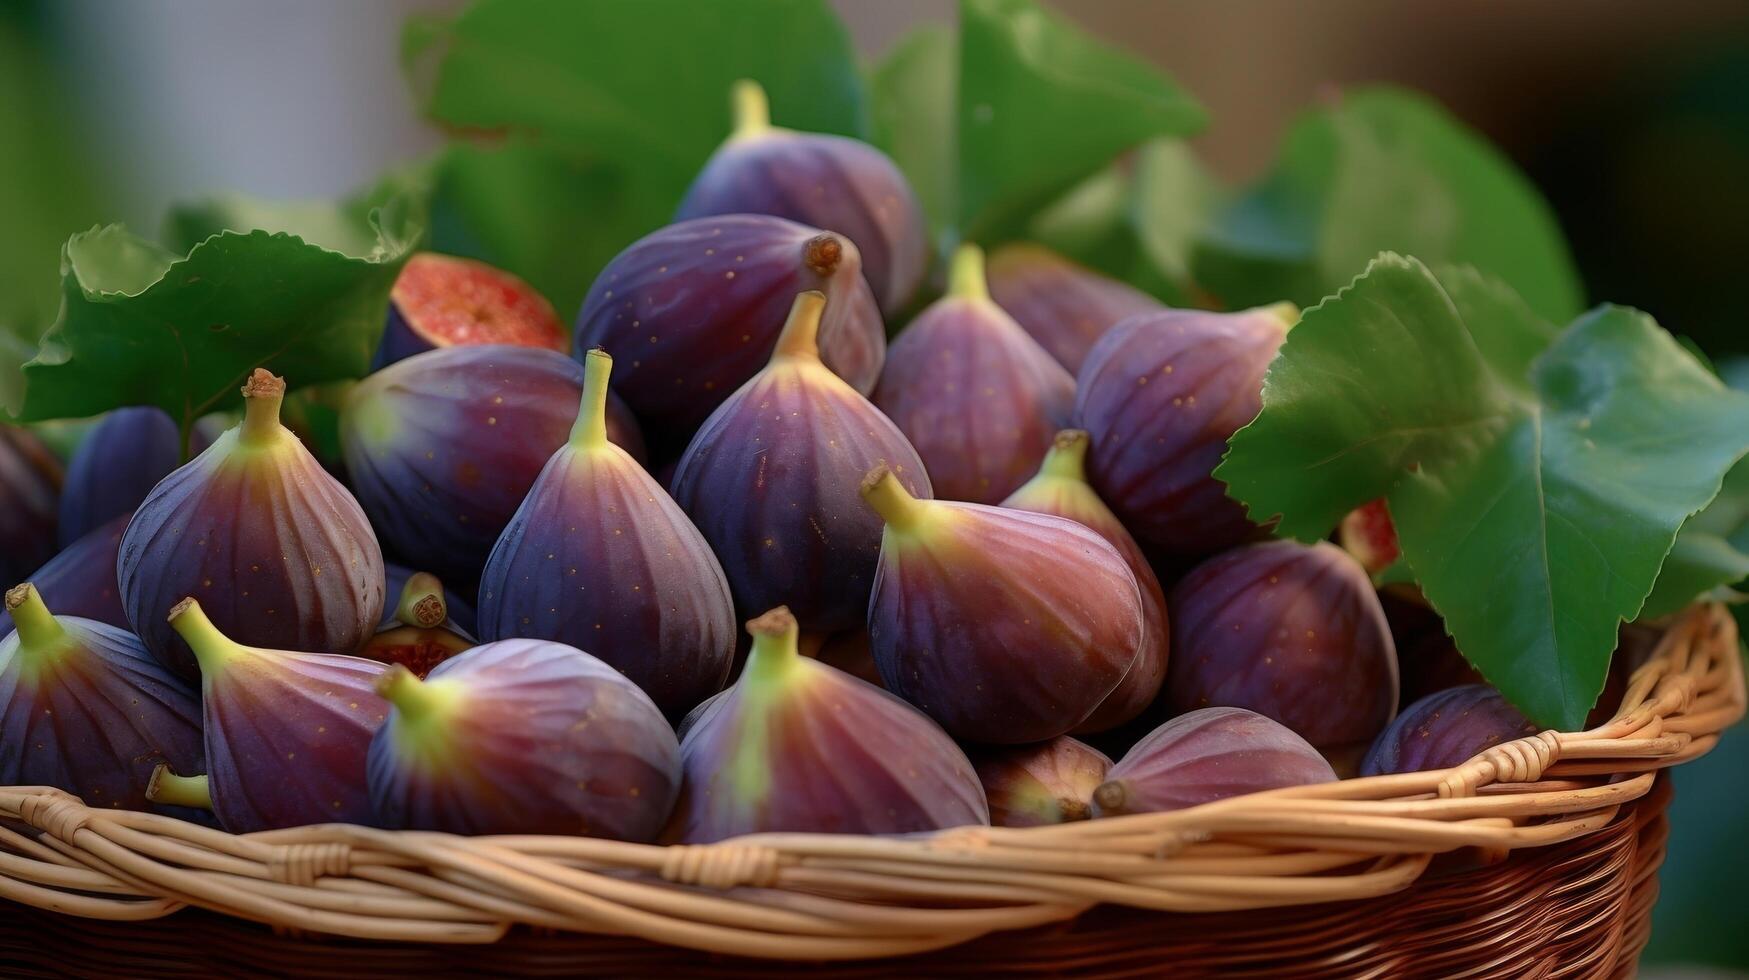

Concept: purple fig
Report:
left=1166, top=540, right=1399, bottom=753
left=385, top=561, right=476, bottom=637
left=1004, top=430, right=1168, bottom=733
left=477, top=350, right=736, bottom=717
left=1399, top=632, right=1486, bottom=706
left=672, top=291, right=930, bottom=632
left=973, top=737, right=1112, bottom=827
left=358, top=571, right=474, bottom=680
left=1093, top=707, right=1337, bottom=816
left=0, top=584, right=204, bottom=815
left=367, top=640, right=680, bottom=839
left=576, top=215, right=885, bottom=435
left=0, top=513, right=130, bottom=637
left=677, top=80, right=928, bottom=316
left=341, top=346, right=645, bottom=588
left=374, top=252, right=570, bottom=369
left=168, top=596, right=389, bottom=831
left=1361, top=684, right=1539, bottom=777
left=57, top=408, right=222, bottom=547
left=1074, top=305, right=1295, bottom=555
left=986, top=244, right=1163, bottom=373
left=675, top=607, right=987, bottom=842
left=120, top=371, right=385, bottom=682
left=861, top=466, right=1143, bottom=743
left=874, top=245, right=1076, bottom=504
left=0, top=426, right=61, bottom=585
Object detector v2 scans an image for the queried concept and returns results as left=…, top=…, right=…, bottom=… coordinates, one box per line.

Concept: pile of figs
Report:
left=1, top=81, right=1555, bottom=844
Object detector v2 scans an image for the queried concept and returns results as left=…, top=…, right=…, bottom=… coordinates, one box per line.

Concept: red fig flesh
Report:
left=973, top=737, right=1112, bottom=827
left=986, top=243, right=1163, bottom=373
left=1339, top=498, right=1401, bottom=575
left=358, top=571, right=474, bottom=679
left=375, top=253, right=569, bottom=368
left=1093, top=707, right=1337, bottom=816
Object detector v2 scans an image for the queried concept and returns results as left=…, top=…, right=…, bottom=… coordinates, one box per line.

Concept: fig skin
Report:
left=1166, top=540, right=1400, bottom=753
left=673, top=291, right=931, bottom=633
left=0, top=426, right=62, bottom=585
left=341, top=345, right=645, bottom=589
left=575, top=214, right=885, bottom=435
left=861, top=467, right=1144, bottom=744
left=986, top=243, right=1163, bottom=374
left=874, top=245, right=1077, bottom=504
left=120, top=370, right=386, bottom=682
left=1003, top=430, right=1168, bottom=733
left=359, top=571, right=475, bottom=680
left=1361, top=684, right=1540, bottom=777
left=677, top=80, right=928, bottom=317
left=675, top=607, right=987, bottom=843
left=385, top=561, right=476, bottom=637
left=375, top=253, right=570, bottom=369
left=168, top=596, right=389, bottom=832
left=972, top=737, right=1112, bottom=828
left=368, top=640, right=680, bottom=840
left=1074, top=305, right=1295, bottom=555
left=1093, top=707, right=1338, bottom=816
left=477, top=350, right=736, bottom=718
left=0, top=584, right=205, bottom=816
left=58, top=408, right=219, bottom=547
left=0, top=513, right=130, bottom=637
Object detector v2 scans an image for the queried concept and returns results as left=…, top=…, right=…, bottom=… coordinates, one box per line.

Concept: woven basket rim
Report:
left=1, top=602, right=1741, bottom=962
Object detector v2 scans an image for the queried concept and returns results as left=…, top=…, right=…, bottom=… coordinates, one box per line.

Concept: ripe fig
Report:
left=367, top=641, right=680, bottom=839
left=874, top=245, right=1076, bottom=504
left=986, top=243, right=1163, bottom=373
left=861, top=467, right=1143, bottom=743
left=972, top=737, right=1112, bottom=827
left=168, top=596, right=388, bottom=831
left=675, top=607, right=987, bottom=842
left=677, top=80, right=928, bottom=316
left=1166, top=540, right=1399, bottom=753
left=1074, top=305, right=1295, bottom=554
left=0, top=426, right=61, bottom=585
left=1093, top=707, right=1337, bottom=816
left=0, top=585, right=204, bottom=815
left=358, top=571, right=474, bottom=679
left=1004, top=429, right=1167, bottom=733
left=575, top=214, right=885, bottom=434
left=0, top=513, right=130, bottom=637
left=341, top=346, right=645, bottom=588
left=385, top=561, right=475, bottom=636
left=374, top=252, right=569, bottom=368
left=1339, top=498, right=1401, bottom=575
left=672, top=291, right=930, bottom=632
left=1361, top=684, right=1539, bottom=777
left=58, top=408, right=219, bottom=547
left=477, top=350, right=735, bottom=717
left=120, top=371, right=384, bottom=681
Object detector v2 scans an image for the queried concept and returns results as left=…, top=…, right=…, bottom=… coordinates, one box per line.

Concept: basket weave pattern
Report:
left=0, top=603, right=1740, bottom=963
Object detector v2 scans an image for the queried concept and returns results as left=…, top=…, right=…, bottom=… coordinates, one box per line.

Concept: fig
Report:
left=677, top=79, right=928, bottom=316
left=374, top=252, right=569, bottom=368
left=1166, top=540, right=1399, bottom=753
left=477, top=350, right=736, bottom=717
left=674, top=607, right=987, bottom=842
left=575, top=214, right=885, bottom=435
left=385, top=561, right=476, bottom=636
left=874, top=245, right=1077, bottom=504
left=861, top=466, right=1143, bottom=743
left=1339, top=498, right=1401, bottom=575
left=1092, top=707, right=1337, bottom=816
left=1003, top=429, right=1167, bottom=733
left=58, top=408, right=220, bottom=547
left=672, top=291, right=931, bottom=632
left=0, top=426, right=61, bottom=585
left=358, top=571, right=474, bottom=679
left=1399, top=632, right=1486, bottom=706
left=168, top=596, right=389, bottom=831
left=1074, top=305, right=1295, bottom=554
left=0, top=584, right=204, bottom=815
left=340, top=346, right=645, bottom=588
left=0, top=513, right=130, bottom=637
left=972, top=737, right=1112, bottom=827
left=986, top=243, right=1163, bottom=373
left=1361, top=684, right=1539, bottom=777
left=120, top=370, right=386, bottom=681
left=367, top=640, right=680, bottom=839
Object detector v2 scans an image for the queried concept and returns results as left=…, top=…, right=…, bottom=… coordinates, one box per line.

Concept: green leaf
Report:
left=1195, top=88, right=1583, bottom=323
left=1642, top=460, right=1749, bottom=619
left=869, top=25, right=957, bottom=246
left=1218, top=255, right=1749, bottom=728
left=16, top=189, right=424, bottom=431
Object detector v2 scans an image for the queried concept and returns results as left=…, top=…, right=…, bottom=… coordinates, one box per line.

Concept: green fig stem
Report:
left=394, top=572, right=448, bottom=629
left=742, top=606, right=802, bottom=688
left=1092, top=780, right=1131, bottom=816
left=376, top=664, right=460, bottom=724
left=167, top=597, right=243, bottom=676
left=771, top=291, right=827, bottom=362
left=730, top=78, right=772, bottom=140
left=1038, top=429, right=1091, bottom=483
left=5, top=584, right=65, bottom=651
left=238, top=368, right=288, bottom=448
left=570, top=349, right=615, bottom=450
left=948, top=244, right=990, bottom=303
left=1254, top=301, right=1301, bottom=332
left=147, top=765, right=213, bottom=810
left=860, top=466, right=930, bottom=534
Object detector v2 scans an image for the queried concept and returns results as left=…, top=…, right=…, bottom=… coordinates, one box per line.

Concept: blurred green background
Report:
left=3, top=0, right=1747, bottom=970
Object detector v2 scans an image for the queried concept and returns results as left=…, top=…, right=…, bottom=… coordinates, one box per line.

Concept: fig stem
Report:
left=376, top=664, right=459, bottom=724
left=1092, top=780, right=1130, bottom=816
left=1058, top=797, right=1093, bottom=822
left=394, top=572, right=448, bottom=629
left=743, top=607, right=802, bottom=688
left=1037, top=430, right=1091, bottom=483
left=771, top=291, right=827, bottom=362
left=948, top=244, right=990, bottom=303
left=860, top=466, right=929, bottom=533
left=1254, top=301, right=1301, bottom=332
left=570, top=349, right=614, bottom=450
left=238, top=368, right=288, bottom=448
left=167, top=597, right=242, bottom=676
left=4, top=584, right=65, bottom=651
left=730, top=78, right=771, bottom=140
left=147, top=764, right=213, bottom=810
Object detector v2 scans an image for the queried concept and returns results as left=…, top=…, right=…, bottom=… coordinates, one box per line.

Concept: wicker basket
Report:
left=0, top=603, right=1740, bottom=974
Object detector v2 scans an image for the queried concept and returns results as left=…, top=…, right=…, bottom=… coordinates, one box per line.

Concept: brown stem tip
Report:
left=4, top=583, right=33, bottom=612
left=745, top=606, right=798, bottom=638
left=241, top=368, right=287, bottom=400
left=1058, top=797, right=1093, bottom=822
left=803, top=234, right=843, bottom=277
left=167, top=596, right=199, bottom=623
left=1092, top=780, right=1129, bottom=815
left=859, top=464, right=893, bottom=496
